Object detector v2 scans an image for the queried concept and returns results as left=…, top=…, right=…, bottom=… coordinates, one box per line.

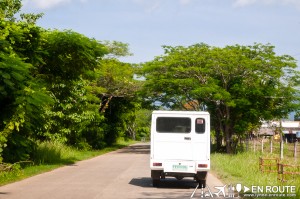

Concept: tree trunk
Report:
left=225, top=126, right=233, bottom=154
left=224, top=105, right=233, bottom=154
left=215, top=129, right=222, bottom=151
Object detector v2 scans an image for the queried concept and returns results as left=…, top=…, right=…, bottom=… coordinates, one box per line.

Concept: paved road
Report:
left=0, top=143, right=225, bottom=199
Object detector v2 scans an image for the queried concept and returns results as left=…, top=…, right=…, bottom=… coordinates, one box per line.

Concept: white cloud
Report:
left=23, top=0, right=89, bottom=10
left=233, top=0, right=257, bottom=7
left=282, top=0, right=300, bottom=8
left=132, top=0, right=193, bottom=12
left=179, top=0, right=192, bottom=5
left=131, top=0, right=162, bottom=13
left=233, top=0, right=300, bottom=8
left=136, top=0, right=193, bottom=13
left=32, top=0, right=71, bottom=9
left=25, top=0, right=193, bottom=11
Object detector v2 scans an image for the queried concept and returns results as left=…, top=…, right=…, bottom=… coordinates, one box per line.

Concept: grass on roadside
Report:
left=0, top=139, right=137, bottom=186
left=210, top=151, right=300, bottom=198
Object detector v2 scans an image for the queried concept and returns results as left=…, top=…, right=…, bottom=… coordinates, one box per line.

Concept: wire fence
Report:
left=253, top=138, right=300, bottom=182
left=245, top=138, right=299, bottom=160
left=259, top=157, right=300, bottom=182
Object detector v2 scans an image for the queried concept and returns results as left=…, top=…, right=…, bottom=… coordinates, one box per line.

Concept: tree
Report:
left=89, top=43, right=143, bottom=142
left=35, top=30, right=108, bottom=149
left=39, top=30, right=106, bottom=84
left=0, top=0, right=146, bottom=163
left=102, top=40, right=133, bottom=58
left=0, top=0, right=21, bottom=21
left=142, top=43, right=300, bottom=153
left=0, top=4, right=52, bottom=162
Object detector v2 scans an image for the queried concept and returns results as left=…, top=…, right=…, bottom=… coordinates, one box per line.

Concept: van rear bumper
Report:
left=151, top=170, right=208, bottom=182
left=150, top=159, right=210, bottom=173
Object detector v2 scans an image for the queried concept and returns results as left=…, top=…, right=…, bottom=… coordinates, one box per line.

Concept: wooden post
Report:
left=294, top=141, right=297, bottom=159
left=259, top=157, right=262, bottom=172
left=280, top=138, right=284, bottom=160
left=270, top=137, right=273, bottom=154
left=279, top=120, right=283, bottom=159
left=277, top=163, right=283, bottom=182
left=254, top=139, right=256, bottom=152
left=261, top=139, right=264, bottom=153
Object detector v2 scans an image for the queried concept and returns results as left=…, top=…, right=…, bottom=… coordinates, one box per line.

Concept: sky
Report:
left=21, top=0, right=300, bottom=64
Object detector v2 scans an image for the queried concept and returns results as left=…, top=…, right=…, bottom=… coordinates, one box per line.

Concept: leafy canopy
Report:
left=143, top=43, right=300, bottom=153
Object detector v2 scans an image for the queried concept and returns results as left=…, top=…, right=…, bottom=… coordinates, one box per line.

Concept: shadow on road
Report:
left=129, top=178, right=197, bottom=199
left=129, top=177, right=152, bottom=188
left=158, top=179, right=198, bottom=189
left=117, top=144, right=150, bottom=154
left=129, top=177, right=198, bottom=189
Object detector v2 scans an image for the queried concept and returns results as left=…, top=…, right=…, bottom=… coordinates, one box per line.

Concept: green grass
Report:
left=210, top=151, right=300, bottom=198
left=0, top=139, right=137, bottom=186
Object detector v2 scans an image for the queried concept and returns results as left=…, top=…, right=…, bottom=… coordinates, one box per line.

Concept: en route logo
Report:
left=190, top=183, right=297, bottom=198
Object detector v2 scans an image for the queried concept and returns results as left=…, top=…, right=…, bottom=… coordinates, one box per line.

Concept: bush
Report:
left=2, top=133, right=36, bottom=163
left=33, top=141, right=65, bottom=164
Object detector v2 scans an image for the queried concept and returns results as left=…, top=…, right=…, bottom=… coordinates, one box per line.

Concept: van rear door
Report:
left=151, top=112, right=210, bottom=162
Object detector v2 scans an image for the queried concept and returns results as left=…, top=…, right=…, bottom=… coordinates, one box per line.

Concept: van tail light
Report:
left=198, top=164, right=208, bottom=168
left=153, top=162, right=162, bottom=167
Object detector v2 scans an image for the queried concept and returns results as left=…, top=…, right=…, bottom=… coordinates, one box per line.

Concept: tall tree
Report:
left=90, top=41, right=142, bottom=142
left=0, top=10, right=52, bottom=162
left=35, top=30, right=108, bottom=148
left=142, top=43, right=300, bottom=153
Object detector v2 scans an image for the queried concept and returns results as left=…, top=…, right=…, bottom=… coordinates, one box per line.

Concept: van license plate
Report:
left=172, top=165, right=187, bottom=171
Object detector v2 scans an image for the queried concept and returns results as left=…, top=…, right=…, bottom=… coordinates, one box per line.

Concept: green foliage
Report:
left=32, top=30, right=108, bottom=150
left=103, top=99, right=150, bottom=143
left=88, top=50, right=144, bottom=144
left=0, top=0, right=21, bottom=21
left=134, top=109, right=151, bottom=140
left=33, top=141, right=73, bottom=165
left=94, top=58, right=140, bottom=98
left=102, top=40, right=133, bottom=58
left=0, top=6, right=56, bottom=162
left=0, top=1, right=145, bottom=164
left=0, top=52, right=51, bottom=163
left=2, top=132, right=36, bottom=163
left=20, top=13, right=44, bottom=24
left=39, top=30, right=106, bottom=83
left=143, top=43, right=300, bottom=153
left=0, top=52, right=31, bottom=99
left=40, top=80, right=106, bottom=149
left=0, top=161, right=23, bottom=185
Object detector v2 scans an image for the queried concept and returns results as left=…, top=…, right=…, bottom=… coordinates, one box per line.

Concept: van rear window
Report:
left=195, top=118, right=205, bottom=133
left=156, top=117, right=191, bottom=133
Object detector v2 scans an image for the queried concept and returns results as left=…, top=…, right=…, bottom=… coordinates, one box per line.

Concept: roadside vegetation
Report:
left=0, top=138, right=136, bottom=186
left=0, top=0, right=151, bottom=165
left=211, top=151, right=300, bottom=197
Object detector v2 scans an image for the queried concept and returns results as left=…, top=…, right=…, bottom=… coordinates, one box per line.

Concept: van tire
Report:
left=196, top=171, right=207, bottom=188
left=152, top=179, right=160, bottom=187
left=198, top=180, right=206, bottom=188
left=151, top=170, right=161, bottom=187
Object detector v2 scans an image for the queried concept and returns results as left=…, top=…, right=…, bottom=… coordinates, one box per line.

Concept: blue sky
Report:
left=21, top=0, right=300, bottom=64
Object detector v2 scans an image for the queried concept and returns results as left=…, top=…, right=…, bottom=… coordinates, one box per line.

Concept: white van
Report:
left=150, top=111, right=210, bottom=187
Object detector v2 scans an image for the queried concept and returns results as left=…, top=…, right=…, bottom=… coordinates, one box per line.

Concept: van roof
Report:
left=152, top=110, right=210, bottom=115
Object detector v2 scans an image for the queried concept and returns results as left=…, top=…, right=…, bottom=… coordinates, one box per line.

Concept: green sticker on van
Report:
left=172, top=165, right=188, bottom=171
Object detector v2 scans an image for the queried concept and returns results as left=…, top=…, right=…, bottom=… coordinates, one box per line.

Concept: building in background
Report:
left=258, top=121, right=300, bottom=142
